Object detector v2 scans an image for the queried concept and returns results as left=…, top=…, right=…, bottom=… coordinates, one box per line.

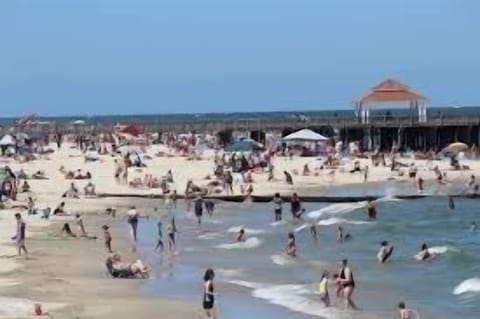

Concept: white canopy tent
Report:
left=282, top=129, right=329, bottom=142
left=0, top=134, right=16, bottom=146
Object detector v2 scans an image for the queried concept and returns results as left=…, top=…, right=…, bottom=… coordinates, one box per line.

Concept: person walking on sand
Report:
left=337, top=259, right=359, bottom=310
left=203, top=268, right=217, bottom=319
left=272, top=193, right=283, bottom=221
left=12, top=213, right=28, bottom=258
left=126, top=206, right=139, bottom=249
left=102, top=225, right=113, bottom=253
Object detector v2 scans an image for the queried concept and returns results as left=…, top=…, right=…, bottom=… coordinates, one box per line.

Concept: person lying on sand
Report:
left=109, top=253, right=148, bottom=278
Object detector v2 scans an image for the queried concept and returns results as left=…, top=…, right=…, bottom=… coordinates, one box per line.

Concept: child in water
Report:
left=317, top=271, right=330, bottom=307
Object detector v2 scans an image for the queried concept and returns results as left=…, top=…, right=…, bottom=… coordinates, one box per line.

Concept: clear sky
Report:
left=1, top=0, right=479, bottom=117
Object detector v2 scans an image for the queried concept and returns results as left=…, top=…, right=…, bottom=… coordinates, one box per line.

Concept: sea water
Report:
left=136, top=197, right=480, bottom=319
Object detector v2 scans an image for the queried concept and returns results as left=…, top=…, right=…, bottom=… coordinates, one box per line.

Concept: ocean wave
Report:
left=227, top=281, right=335, bottom=318
left=227, top=225, right=265, bottom=235
left=428, top=246, right=459, bottom=255
left=453, top=278, right=480, bottom=295
left=307, top=202, right=367, bottom=219
left=216, top=237, right=262, bottom=250
left=317, top=217, right=372, bottom=226
left=197, top=232, right=222, bottom=240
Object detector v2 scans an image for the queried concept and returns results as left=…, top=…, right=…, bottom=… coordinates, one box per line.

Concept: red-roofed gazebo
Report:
left=354, top=78, right=427, bottom=123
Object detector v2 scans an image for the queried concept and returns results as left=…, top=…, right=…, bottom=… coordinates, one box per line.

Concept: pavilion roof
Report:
left=355, top=78, right=427, bottom=107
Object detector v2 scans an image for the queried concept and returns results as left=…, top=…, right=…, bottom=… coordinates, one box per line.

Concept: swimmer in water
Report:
left=337, top=226, right=344, bottom=242
left=414, top=243, right=431, bottom=261
left=366, top=198, right=377, bottom=219
left=448, top=196, right=455, bottom=210
left=286, top=232, right=296, bottom=257
left=310, top=223, right=318, bottom=241
left=470, top=221, right=477, bottom=231
left=398, top=302, right=417, bottom=319
left=377, top=241, right=394, bottom=263
left=236, top=228, right=246, bottom=242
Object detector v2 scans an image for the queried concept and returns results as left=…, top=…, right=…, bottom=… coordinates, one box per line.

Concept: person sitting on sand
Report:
left=377, top=241, right=394, bottom=263
left=302, top=163, right=311, bottom=176
left=166, top=169, right=174, bottom=183
left=414, top=243, right=431, bottom=261
left=20, top=180, right=31, bottom=193
left=284, top=171, right=293, bottom=185
left=286, top=232, right=297, bottom=257
left=236, top=228, right=246, bottom=242
left=84, top=182, right=96, bottom=197
left=53, top=202, right=67, bottom=216
left=62, top=182, right=79, bottom=198
left=350, top=160, right=361, bottom=173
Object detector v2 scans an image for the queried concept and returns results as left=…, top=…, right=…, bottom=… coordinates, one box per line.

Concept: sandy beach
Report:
left=1, top=140, right=478, bottom=318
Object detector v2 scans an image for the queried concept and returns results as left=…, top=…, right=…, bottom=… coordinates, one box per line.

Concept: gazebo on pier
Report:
left=354, top=78, right=427, bottom=124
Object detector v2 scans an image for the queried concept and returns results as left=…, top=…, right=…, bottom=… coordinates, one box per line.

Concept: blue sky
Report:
left=1, top=0, right=479, bottom=116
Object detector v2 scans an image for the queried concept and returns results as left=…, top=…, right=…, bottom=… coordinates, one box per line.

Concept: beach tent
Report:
left=225, top=139, right=264, bottom=152
left=282, top=129, right=328, bottom=142
left=0, top=134, right=16, bottom=146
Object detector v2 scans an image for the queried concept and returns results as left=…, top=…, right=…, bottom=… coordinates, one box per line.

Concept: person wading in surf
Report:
left=337, top=259, right=359, bottom=310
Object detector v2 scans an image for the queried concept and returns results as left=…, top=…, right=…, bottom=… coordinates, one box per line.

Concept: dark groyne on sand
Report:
left=96, top=193, right=480, bottom=203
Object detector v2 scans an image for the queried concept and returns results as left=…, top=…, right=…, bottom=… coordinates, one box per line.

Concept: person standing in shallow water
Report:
left=337, top=259, right=359, bottom=310
left=203, top=268, right=216, bottom=319
left=126, top=206, right=139, bottom=251
left=448, top=196, right=455, bottom=210
left=12, top=213, right=28, bottom=258
left=366, top=199, right=377, bottom=219
left=272, top=193, right=283, bottom=221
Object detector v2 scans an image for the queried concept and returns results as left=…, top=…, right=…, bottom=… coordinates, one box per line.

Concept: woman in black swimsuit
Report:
left=338, top=259, right=359, bottom=310
left=290, top=193, right=304, bottom=220
left=203, top=268, right=216, bottom=319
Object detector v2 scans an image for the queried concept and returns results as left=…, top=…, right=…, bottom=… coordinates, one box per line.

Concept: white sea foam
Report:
left=317, top=217, right=372, bottom=226
left=216, top=237, right=262, bottom=250
left=270, top=254, right=294, bottom=266
left=307, top=202, right=367, bottom=219
left=197, top=232, right=221, bottom=240
left=294, top=223, right=310, bottom=232
left=270, top=220, right=287, bottom=227
left=0, top=298, right=65, bottom=317
left=428, top=246, right=458, bottom=255
left=453, top=278, right=480, bottom=295
left=227, top=225, right=265, bottom=235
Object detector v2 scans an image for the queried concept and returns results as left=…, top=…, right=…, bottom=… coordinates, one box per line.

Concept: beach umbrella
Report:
left=0, top=134, right=16, bottom=146
left=443, top=142, right=468, bottom=154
